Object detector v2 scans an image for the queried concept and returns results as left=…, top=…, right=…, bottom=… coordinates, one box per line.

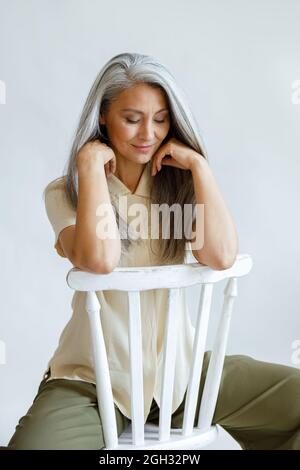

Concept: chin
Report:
left=135, top=155, right=152, bottom=165
left=128, top=149, right=153, bottom=161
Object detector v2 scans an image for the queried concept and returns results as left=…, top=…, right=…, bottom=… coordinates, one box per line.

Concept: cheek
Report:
left=117, top=123, right=137, bottom=141
left=159, top=123, right=171, bottom=140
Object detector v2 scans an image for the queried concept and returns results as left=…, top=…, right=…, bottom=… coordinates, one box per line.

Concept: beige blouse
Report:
left=43, top=160, right=196, bottom=424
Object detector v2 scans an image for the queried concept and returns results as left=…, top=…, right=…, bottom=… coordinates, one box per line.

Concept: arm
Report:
left=190, top=155, right=239, bottom=270
left=71, top=147, right=121, bottom=273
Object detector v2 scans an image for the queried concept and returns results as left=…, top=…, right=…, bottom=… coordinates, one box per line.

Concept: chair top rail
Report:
left=66, top=253, right=253, bottom=292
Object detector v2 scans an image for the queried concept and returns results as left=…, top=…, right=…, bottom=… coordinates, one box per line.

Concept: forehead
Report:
left=112, top=83, right=169, bottom=110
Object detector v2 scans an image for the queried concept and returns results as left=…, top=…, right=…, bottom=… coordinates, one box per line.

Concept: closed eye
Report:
left=126, top=119, right=166, bottom=124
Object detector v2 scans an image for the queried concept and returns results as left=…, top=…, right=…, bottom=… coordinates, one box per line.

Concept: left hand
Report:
left=151, top=137, right=204, bottom=175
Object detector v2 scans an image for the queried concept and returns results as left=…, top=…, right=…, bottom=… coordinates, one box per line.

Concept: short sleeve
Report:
left=44, top=181, right=77, bottom=258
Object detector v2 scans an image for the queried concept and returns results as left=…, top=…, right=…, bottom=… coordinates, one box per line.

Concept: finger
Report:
left=111, top=157, right=116, bottom=173
left=156, top=154, right=173, bottom=172
left=157, top=143, right=172, bottom=171
left=157, top=150, right=167, bottom=172
left=159, top=156, right=173, bottom=169
left=151, top=154, right=158, bottom=175
left=152, top=149, right=164, bottom=175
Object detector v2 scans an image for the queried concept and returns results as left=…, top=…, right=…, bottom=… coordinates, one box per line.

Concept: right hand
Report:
left=76, top=139, right=117, bottom=177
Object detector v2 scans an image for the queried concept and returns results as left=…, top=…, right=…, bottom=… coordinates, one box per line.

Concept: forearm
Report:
left=73, top=162, right=121, bottom=271
left=191, top=155, right=239, bottom=268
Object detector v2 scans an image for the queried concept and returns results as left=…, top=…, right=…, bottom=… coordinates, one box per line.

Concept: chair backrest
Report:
left=66, top=252, right=253, bottom=449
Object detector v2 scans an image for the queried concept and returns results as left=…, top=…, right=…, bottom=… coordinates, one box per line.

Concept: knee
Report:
left=7, top=415, right=56, bottom=450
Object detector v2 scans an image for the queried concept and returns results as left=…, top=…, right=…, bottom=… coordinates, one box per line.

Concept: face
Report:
left=99, top=83, right=171, bottom=164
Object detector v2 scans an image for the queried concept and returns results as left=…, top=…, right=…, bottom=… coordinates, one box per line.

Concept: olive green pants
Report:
left=6, top=351, right=300, bottom=450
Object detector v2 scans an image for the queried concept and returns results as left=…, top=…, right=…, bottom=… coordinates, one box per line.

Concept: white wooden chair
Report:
left=66, top=252, right=253, bottom=450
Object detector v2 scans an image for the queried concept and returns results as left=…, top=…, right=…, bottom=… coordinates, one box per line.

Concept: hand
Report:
left=76, top=139, right=117, bottom=177
left=151, top=137, right=205, bottom=175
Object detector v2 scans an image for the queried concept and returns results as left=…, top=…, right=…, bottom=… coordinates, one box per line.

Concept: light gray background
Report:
left=0, top=0, right=299, bottom=449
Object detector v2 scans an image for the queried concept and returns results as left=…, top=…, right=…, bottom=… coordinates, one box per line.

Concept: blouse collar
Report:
left=107, top=160, right=152, bottom=199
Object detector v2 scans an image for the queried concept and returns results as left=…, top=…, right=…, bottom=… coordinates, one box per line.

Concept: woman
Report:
left=7, top=52, right=300, bottom=450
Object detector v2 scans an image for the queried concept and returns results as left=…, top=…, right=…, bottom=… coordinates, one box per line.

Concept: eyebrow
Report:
left=120, top=108, right=169, bottom=114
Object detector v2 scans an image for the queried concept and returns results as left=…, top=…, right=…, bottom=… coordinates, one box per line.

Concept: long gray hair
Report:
left=45, top=52, right=209, bottom=264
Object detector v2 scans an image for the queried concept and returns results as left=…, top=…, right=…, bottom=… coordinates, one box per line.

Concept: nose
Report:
left=137, top=120, right=156, bottom=142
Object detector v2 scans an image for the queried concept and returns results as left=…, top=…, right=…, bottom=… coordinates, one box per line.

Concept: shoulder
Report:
left=43, top=175, right=75, bottom=216
left=43, top=176, right=67, bottom=198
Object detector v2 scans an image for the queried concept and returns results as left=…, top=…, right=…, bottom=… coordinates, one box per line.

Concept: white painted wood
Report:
left=127, top=291, right=145, bottom=445
left=67, top=254, right=253, bottom=450
left=85, top=291, right=119, bottom=449
left=158, top=288, right=180, bottom=442
left=182, top=283, right=214, bottom=436
left=67, top=253, right=253, bottom=292
left=115, top=422, right=219, bottom=450
left=197, top=277, right=238, bottom=430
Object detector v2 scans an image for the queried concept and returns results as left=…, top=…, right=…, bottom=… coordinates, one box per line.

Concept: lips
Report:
left=132, top=144, right=153, bottom=149
left=132, top=144, right=154, bottom=153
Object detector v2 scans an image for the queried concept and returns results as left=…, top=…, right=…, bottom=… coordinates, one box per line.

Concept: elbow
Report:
left=88, top=256, right=120, bottom=274
left=72, top=239, right=122, bottom=274
left=72, top=253, right=120, bottom=275
left=214, top=234, right=239, bottom=270
left=213, top=258, right=235, bottom=271
left=213, top=252, right=237, bottom=271
left=90, top=262, right=114, bottom=275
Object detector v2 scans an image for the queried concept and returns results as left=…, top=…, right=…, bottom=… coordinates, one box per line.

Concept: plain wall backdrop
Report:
left=0, top=0, right=299, bottom=449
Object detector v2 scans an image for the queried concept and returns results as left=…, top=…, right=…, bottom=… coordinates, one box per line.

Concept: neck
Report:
left=115, top=154, right=147, bottom=193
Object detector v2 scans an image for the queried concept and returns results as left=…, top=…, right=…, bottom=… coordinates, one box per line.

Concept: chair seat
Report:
left=108, top=423, right=219, bottom=450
